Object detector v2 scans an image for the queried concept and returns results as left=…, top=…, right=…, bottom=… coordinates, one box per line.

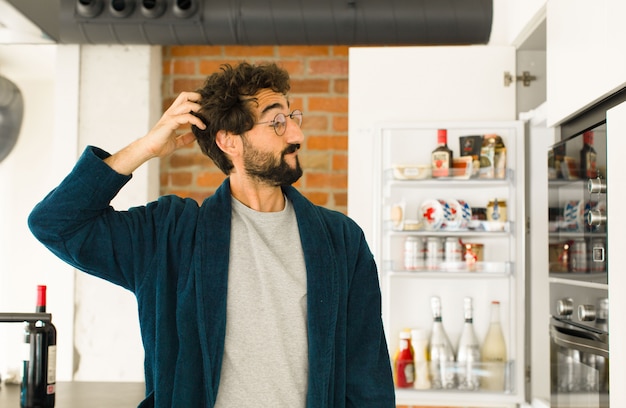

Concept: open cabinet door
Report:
left=607, top=100, right=626, bottom=407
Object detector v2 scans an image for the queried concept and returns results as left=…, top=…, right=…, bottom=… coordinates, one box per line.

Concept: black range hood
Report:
left=7, top=0, right=492, bottom=46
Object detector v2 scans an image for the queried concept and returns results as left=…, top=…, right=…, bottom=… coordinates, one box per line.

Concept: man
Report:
left=28, top=62, right=395, bottom=407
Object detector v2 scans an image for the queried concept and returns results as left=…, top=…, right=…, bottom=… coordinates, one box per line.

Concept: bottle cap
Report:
left=37, top=285, right=47, bottom=308
left=437, top=129, right=447, bottom=144
left=583, top=130, right=594, bottom=145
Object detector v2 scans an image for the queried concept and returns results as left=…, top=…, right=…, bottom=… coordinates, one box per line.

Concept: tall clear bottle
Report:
left=431, top=129, right=453, bottom=178
left=428, top=296, right=456, bottom=389
left=21, top=285, right=57, bottom=408
left=480, top=300, right=507, bottom=391
left=456, top=297, right=481, bottom=390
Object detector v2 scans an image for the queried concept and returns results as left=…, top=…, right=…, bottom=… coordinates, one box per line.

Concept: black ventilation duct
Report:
left=49, top=0, right=492, bottom=45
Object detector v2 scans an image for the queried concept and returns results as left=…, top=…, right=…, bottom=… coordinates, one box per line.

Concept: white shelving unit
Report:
left=373, top=121, right=526, bottom=407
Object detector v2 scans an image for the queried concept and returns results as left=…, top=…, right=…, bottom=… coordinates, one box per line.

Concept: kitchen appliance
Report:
left=547, top=89, right=626, bottom=408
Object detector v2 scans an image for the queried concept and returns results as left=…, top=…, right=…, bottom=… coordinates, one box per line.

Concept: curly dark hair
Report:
left=191, top=62, right=291, bottom=174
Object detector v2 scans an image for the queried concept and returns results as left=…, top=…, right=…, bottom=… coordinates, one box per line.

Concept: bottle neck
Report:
left=490, top=302, right=501, bottom=324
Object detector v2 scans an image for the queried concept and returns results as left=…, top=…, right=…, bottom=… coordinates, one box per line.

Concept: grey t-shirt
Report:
left=214, top=196, right=308, bottom=407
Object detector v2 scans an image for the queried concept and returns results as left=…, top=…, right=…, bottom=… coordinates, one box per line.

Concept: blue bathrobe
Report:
left=28, top=146, right=395, bottom=408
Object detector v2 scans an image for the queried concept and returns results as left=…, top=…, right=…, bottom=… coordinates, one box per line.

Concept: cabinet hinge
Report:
left=504, top=71, right=537, bottom=87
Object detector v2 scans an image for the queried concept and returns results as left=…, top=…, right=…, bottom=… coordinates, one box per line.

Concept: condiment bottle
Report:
left=432, top=129, right=453, bottom=178
left=394, top=331, right=415, bottom=388
left=410, top=329, right=431, bottom=390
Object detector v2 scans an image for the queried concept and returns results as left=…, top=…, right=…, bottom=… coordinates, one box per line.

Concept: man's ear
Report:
left=215, top=130, right=239, bottom=155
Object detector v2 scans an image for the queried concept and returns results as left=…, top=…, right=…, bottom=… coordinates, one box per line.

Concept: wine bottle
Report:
left=21, top=285, right=57, bottom=408
left=431, top=129, right=453, bottom=178
left=394, top=331, right=415, bottom=388
left=456, top=297, right=481, bottom=390
left=580, top=130, right=598, bottom=179
left=428, top=296, right=456, bottom=389
left=481, top=300, right=507, bottom=391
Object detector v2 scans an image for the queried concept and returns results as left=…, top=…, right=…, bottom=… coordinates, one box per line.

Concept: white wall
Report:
left=0, top=44, right=76, bottom=382
left=0, top=44, right=160, bottom=382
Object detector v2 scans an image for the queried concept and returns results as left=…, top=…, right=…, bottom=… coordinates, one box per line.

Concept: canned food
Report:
left=425, top=237, right=443, bottom=270
left=463, top=243, right=484, bottom=268
left=487, top=199, right=507, bottom=222
left=444, top=237, right=463, bottom=262
left=404, top=236, right=425, bottom=271
left=570, top=238, right=588, bottom=273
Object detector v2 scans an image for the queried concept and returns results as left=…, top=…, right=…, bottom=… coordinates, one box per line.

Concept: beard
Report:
left=242, top=142, right=303, bottom=186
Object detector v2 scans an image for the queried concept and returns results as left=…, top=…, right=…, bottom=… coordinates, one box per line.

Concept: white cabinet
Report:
left=373, top=121, right=526, bottom=407
left=546, top=0, right=626, bottom=126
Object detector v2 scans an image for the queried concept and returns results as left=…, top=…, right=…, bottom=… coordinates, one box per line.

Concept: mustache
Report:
left=283, top=144, right=301, bottom=155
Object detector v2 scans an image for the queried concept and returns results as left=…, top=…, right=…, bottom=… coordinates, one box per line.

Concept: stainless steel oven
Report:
left=546, top=89, right=626, bottom=407
left=550, top=283, right=608, bottom=408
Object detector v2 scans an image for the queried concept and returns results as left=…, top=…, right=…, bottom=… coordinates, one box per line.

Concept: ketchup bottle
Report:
left=394, top=331, right=415, bottom=388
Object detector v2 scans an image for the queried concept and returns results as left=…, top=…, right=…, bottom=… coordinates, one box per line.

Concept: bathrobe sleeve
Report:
left=27, top=146, right=197, bottom=292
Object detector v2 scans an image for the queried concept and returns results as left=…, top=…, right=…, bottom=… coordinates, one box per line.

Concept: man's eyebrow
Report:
left=260, top=102, right=288, bottom=116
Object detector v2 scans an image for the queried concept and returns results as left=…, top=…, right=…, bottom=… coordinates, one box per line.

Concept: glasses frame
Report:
left=255, top=109, right=303, bottom=136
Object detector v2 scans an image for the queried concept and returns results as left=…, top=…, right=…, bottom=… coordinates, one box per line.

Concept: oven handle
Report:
left=550, top=324, right=609, bottom=358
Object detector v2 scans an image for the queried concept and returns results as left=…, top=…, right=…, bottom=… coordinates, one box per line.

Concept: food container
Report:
left=459, top=135, right=482, bottom=177
left=486, top=199, right=507, bottom=222
left=463, top=243, right=484, bottom=267
left=549, top=241, right=570, bottom=273
left=393, top=164, right=431, bottom=180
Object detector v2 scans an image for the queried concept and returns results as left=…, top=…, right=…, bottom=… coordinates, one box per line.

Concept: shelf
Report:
left=386, top=261, right=513, bottom=277
left=394, top=388, right=521, bottom=407
left=549, top=275, right=608, bottom=289
left=386, top=223, right=511, bottom=236
left=394, top=360, right=519, bottom=407
left=385, top=176, right=511, bottom=189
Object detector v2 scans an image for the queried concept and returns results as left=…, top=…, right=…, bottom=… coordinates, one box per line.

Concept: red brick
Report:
left=197, top=171, right=227, bottom=188
left=301, top=115, right=329, bottom=132
left=309, top=59, right=349, bottom=76
left=308, top=97, right=348, bottom=113
left=303, top=191, right=329, bottom=206
left=170, top=172, right=193, bottom=186
left=290, top=79, right=330, bottom=94
left=305, top=173, right=347, bottom=189
left=332, top=116, right=348, bottom=132
left=173, top=78, right=205, bottom=94
left=332, top=46, right=349, bottom=57
left=332, top=153, right=348, bottom=171
left=307, top=135, right=348, bottom=150
left=170, top=46, right=222, bottom=57
left=279, top=60, right=305, bottom=76
left=223, top=46, right=275, bottom=57
left=334, top=78, right=349, bottom=94
left=172, top=60, right=196, bottom=75
left=279, top=46, right=331, bottom=57
left=333, top=192, right=348, bottom=207
left=199, top=60, right=243, bottom=75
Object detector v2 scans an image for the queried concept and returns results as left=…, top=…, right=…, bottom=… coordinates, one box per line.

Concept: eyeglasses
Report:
left=255, top=109, right=303, bottom=136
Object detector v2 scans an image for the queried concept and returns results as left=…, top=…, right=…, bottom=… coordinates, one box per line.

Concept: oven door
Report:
left=550, top=317, right=609, bottom=408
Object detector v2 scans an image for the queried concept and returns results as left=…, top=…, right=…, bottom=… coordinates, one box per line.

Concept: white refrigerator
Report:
left=348, top=46, right=539, bottom=407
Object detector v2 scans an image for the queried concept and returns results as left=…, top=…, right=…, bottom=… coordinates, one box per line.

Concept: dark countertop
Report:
left=0, top=381, right=145, bottom=408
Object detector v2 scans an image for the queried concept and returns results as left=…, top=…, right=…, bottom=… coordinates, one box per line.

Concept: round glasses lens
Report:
left=291, top=110, right=303, bottom=127
left=273, top=113, right=287, bottom=135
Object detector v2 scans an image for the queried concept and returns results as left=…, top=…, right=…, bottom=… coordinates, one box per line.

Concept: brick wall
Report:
left=160, top=46, right=349, bottom=213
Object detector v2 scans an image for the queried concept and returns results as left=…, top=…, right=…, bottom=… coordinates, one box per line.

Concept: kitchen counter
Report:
left=0, top=381, right=145, bottom=407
